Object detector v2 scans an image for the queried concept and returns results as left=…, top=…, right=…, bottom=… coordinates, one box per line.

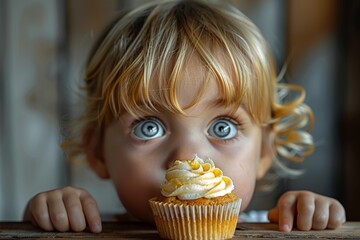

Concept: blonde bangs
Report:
left=94, top=0, right=275, bottom=126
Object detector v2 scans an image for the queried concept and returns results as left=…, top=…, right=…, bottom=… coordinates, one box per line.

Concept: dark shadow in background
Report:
left=341, top=0, right=360, bottom=221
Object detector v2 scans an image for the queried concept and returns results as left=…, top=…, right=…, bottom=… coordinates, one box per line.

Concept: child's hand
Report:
left=267, top=191, right=346, bottom=232
left=23, top=186, right=102, bottom=233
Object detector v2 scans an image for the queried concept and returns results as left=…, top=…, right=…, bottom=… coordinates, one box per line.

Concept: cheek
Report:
left=114, top=168, right=161, bottom=222
left=103, top=120, right=177, bottom=222
left=103, top=138, right=166, bottom=222
left=226, top=163, right=257, bottom=212
left=232, top=173, right=256, bottom=211
left=218, top=139, right=262, bottom=211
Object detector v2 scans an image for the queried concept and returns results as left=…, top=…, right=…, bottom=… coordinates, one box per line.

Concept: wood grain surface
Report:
left=0, top=221, right=359, bottom=239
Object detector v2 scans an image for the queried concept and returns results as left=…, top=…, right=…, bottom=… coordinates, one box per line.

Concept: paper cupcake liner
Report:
left=149, top=198, right=241, bottom=240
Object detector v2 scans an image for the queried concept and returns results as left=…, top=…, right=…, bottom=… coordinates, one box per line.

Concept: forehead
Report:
left=148, top=46, right=236, bottom=112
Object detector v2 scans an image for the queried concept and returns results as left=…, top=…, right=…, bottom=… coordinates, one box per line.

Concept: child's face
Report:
left=93, top=54, right=272, bottom=223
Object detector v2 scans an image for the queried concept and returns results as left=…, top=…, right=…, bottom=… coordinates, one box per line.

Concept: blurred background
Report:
left=0, top=0, right=359, bottom=221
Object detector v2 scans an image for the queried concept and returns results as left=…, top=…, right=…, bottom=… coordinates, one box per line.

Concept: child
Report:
left=23, top=0, right=346, bottom=233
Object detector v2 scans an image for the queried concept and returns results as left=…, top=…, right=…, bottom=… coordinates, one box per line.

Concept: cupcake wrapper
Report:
left=149, top=198, right=241, bottom=240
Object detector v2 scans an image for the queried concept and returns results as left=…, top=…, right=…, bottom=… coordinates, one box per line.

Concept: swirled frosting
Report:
left=161, top=155, right=234, bottom=200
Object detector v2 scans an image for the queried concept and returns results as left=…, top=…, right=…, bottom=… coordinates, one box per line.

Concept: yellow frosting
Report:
left=161, top=155, right=234, bottom=200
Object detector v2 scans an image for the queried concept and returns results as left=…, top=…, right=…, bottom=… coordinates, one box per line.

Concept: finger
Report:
left=63, top=193, right=86, bottom=232
left=278, top=193, right=297, bottom=232
left=296, top=192, right=315, bottom=231
left=48, top=193, right=70, bottom=232
left=267, top=208, right=279, bottom=223
left=30, top=194, right=54, bottom=231
left=328, top=200, right=346, bottom=229
left=80, top=192, right=102, bottom=233
left=312, top=199, right=329, bottom=230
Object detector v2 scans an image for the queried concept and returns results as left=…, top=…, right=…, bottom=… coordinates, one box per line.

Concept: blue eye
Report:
left=208, top=119, right=237, bottom=139
left=132, top=119, right=165, bottom=140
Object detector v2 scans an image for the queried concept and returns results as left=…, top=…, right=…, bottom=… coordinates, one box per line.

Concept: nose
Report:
left=164, top=133, right=210, bottom=169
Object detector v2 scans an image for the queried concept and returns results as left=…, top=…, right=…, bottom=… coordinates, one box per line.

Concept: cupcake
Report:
left=149, top=155, right=242, bottom=240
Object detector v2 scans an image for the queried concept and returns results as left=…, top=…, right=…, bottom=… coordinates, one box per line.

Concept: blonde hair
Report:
left=65, top=0, right=314, bottom=180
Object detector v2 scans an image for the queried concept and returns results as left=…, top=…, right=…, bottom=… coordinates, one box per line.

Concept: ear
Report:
left=83, top=127, right=110, bottom=179
left=256, top=128, right=275, bottom=180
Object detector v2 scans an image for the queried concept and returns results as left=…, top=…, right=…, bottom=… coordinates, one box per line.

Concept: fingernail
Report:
left=282, top=224, right=291, bottom=232
left=92, top=223, right=102, bottom=233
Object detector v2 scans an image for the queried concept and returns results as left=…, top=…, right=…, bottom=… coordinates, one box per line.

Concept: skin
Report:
left=23, top=54, right=346, bottom=233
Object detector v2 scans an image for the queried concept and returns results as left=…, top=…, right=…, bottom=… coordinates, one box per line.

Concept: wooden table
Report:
left=1, top=221, right=359, bottom=239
